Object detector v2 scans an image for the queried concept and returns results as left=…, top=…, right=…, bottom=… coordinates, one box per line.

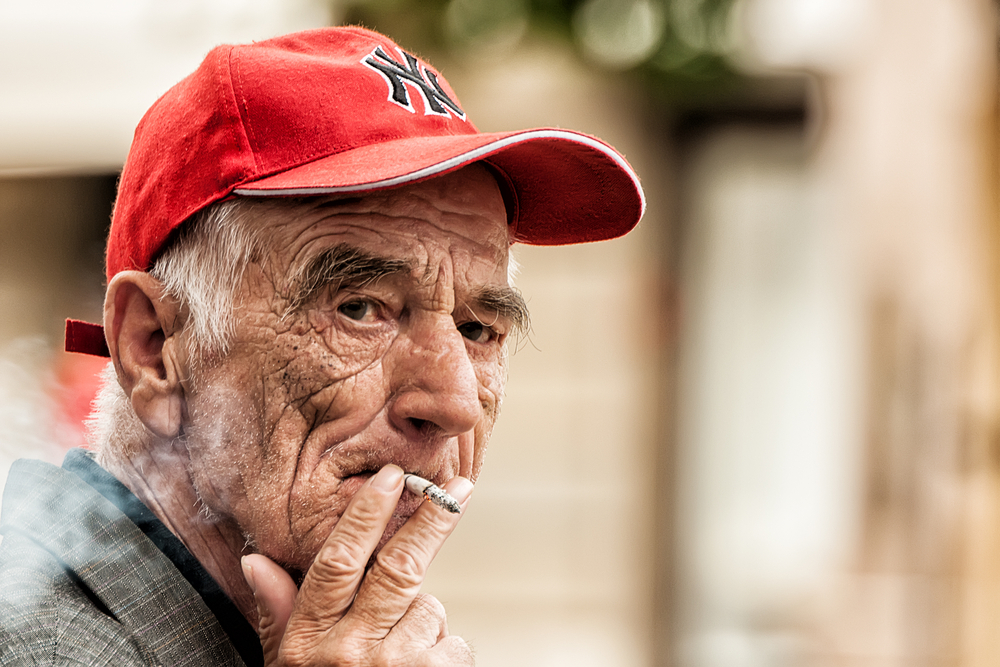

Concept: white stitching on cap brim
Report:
left=233, top=129, right=646, bottom=216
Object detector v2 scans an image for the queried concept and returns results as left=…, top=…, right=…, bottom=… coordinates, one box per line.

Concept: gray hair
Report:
left=151, top=198, right=272, bottom=360
left=91, top=197, right=270, bottom=457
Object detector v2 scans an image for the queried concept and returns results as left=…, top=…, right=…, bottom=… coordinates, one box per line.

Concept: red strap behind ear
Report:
left=65, top=319, right=110, bottom=358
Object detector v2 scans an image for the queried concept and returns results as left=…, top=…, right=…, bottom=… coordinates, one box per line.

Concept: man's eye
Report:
left=338, top=300, right=376, bottom=321
left=457, top=321, right=494, bottom=344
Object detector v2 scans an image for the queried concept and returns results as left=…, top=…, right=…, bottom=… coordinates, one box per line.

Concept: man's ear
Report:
left=104, top=271, right=186, bottom=439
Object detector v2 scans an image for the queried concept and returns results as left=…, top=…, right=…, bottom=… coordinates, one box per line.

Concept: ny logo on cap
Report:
left=362, top=46, right=466, bottom=121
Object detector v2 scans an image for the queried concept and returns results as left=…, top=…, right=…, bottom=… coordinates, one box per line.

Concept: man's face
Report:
left=178, top=165, right=523, bottom=574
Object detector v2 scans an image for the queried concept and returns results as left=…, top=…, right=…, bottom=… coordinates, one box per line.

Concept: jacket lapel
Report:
left=1, top=458, right=245, bottom=667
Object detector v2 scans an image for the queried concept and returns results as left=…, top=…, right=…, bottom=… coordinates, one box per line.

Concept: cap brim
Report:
left=234, top=128, right=645, bottom=245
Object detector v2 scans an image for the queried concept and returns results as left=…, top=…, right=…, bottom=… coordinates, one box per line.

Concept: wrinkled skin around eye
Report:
left=176, top=165, right=513, bottom=576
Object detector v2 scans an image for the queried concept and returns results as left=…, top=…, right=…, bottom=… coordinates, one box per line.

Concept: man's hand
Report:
left=241, top=465, right=474, bottom=666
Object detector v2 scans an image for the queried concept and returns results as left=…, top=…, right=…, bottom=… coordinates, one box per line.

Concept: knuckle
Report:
left=343, top=491, right=392, bottom=526
left=419, top=503, right=460, bottom=536
left=310, top=541, right=365, bottom=584
left=282, top=630, right=370, bottom=667
left=409, top=593, right=446, bottom=621
left=372, top=547, right=425, bottom=591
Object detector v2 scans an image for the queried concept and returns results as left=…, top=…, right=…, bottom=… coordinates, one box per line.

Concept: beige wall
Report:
left=673, top=0, right=1000, bottom=665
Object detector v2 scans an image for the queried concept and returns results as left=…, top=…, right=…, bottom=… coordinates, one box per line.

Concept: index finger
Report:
left=291, top=464, right=406, bottom=629
left=341, top=476, right=473, bottom=637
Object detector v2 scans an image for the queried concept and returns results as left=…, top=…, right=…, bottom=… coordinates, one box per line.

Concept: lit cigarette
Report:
left=404, top=473, right=461, bottom=514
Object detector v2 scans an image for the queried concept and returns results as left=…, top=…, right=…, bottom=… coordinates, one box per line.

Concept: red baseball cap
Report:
left=66, top=26, right=645, bottom=357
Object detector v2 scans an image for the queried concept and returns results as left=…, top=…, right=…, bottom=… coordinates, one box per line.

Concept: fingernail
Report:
left=450, top=477, right=474, bottom=504
left=241, top=557, right=256, bottom=595
left=372, top=464, right=403, bottom=491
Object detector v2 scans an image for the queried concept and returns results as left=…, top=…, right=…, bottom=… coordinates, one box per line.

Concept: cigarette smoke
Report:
left=0, top=338, right=76, bottom=498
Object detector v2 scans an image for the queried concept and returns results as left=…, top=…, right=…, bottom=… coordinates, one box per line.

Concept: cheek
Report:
left=259, top=315, right=396, bottom=428
left=468, top=355, right=506, bottom=480
left=474, top=347, right=507, bottom=410
left=182, top=368, right=272, bottom=523
left=235, top=323, right=398, bottom=565
left=297, top=310, right=394, bottom=375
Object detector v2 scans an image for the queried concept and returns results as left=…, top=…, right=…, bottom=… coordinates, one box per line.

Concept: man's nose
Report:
left=388, top=314, right=481, bottom=437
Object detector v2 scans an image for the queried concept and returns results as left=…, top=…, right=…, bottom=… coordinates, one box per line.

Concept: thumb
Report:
left=242, top=554, right=298, bottom=664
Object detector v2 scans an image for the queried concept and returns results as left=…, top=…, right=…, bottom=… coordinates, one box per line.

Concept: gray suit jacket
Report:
left=0, top=458, right=246, bottom=666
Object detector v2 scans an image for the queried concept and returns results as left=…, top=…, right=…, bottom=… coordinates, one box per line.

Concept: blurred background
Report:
left=2, top=0, right=1000, bottom=664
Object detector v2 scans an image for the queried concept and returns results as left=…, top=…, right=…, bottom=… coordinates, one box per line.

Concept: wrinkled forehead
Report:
left=252, top=163, right=512, bottom=277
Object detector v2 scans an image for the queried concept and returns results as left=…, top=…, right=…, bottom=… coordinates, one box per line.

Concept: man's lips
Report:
left=334, top=448, right=449, bottom=487
left=336, top=469, right=427, bottom=517
left=341, top=466, right=442, bottom=483
left=315, top=421, right=459, bottom=480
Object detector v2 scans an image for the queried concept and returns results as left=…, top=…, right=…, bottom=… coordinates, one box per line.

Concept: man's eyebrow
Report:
left=469, top=284, right=531, bottom=337
left=285, top=244, right=411, bottom=313
left=284, top=243, right=530, bottom=335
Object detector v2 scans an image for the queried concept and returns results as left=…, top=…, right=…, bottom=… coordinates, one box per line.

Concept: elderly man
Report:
left=0, top=26, right=643, bottom=666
